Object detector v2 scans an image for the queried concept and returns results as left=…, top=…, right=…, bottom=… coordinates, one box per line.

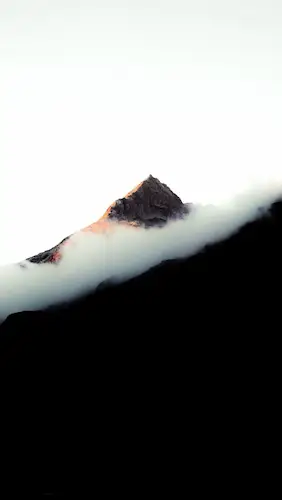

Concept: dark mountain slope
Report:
left=0, top=179, right=281, bottom=494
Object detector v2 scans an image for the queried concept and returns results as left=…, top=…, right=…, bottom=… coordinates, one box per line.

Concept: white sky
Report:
left=1, top=0, right=282, bottom=265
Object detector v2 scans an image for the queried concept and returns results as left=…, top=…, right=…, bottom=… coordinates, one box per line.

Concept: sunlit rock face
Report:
left=1, top=176, right=282, bottom=494
left=105, top=174, right=191, bottom=227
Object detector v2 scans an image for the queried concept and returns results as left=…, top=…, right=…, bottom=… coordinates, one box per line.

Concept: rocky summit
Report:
left=26, top=174, right=191, bottom=264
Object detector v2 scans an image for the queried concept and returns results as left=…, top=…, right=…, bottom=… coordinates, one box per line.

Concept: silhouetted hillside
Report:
left=0, top=177, right=281, bottom=494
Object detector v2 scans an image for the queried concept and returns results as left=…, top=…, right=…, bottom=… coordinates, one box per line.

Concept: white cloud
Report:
left=0, top=180, right=281, bottom=324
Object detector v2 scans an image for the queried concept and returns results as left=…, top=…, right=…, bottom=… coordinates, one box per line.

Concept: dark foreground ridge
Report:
left=0, top=178, right=281, bottom=494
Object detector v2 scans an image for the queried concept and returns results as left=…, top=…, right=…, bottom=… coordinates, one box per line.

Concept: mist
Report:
left=0, top=180, right=281, bottom=323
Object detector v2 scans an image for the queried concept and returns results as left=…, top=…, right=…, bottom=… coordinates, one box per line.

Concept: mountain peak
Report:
left=27, top=175, right=190, bottom=264
left=104, top=174, right=190, bottom=228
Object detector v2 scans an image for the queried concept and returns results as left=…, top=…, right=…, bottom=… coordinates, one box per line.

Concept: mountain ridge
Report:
left=0, top=175, right=281, bottom=494
left=27, top=174, right=190, bottom=264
